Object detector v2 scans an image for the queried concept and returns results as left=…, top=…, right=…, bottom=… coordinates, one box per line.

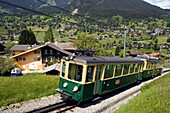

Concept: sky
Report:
left=143, top=0, right=170, bottom=9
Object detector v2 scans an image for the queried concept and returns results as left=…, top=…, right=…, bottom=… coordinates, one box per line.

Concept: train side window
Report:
left=147, top=63, right=149, bottom=69
left=130, top=64, right=135, bottom=73
left=149, top=63, right=151, bottom=69
left=68, top=64, right=83, bottom=82
left=86, top=66, right=94, bottom=82
left=123, top=64, right=129, bottom=75
left=61, top=61, right=66, bottom=77
left=141, top=64, right=143, bottom=71
left=135, top=64, right=139, bottom=72
left=104, top=65, right=114, bottom=79
left=151, top=63, right=154, bottom=69
left=146, top=63, right=149, bottom=69
left=115, top=64, right=123, bottom=77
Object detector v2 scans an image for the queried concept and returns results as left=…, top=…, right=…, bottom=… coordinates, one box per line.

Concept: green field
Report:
left=157, top=35, right=169, bottom=44
left=0, top=73, right=59, bottom=107
left=114, top=73, right=170, bottom=113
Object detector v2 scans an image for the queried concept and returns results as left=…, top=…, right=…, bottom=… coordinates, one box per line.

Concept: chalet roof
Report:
left=10, top=45, right=39, bottom=51
left=47, top=43, right=73, bottom=55
left=10, top=43, right=73, bottom=58
left=127, top=51, right=142, bottom=55
left=56, top=43, right=76, bottom=50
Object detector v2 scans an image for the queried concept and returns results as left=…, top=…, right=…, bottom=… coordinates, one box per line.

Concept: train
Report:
left=56, top=52, right=163, bottom=103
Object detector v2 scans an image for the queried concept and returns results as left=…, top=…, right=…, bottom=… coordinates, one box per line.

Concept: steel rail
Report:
left=26, top=101, right=68, bottom=113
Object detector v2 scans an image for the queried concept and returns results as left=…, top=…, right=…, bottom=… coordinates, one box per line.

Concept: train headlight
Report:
left=73, top=86, right=78, bottom=92
left=63, top=83, right=68, bottom=88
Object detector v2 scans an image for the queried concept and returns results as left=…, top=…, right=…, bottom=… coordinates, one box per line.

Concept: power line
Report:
left=0, top=0, right=53, bottom=18
left=0, top=0, right=95, bottom=30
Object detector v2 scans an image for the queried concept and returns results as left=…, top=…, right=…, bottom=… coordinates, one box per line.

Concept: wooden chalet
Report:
left=10, top=43, right=75, bottom=71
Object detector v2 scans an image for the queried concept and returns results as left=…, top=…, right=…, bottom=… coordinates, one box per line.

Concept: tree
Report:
left=18, top=30, right=37, bottom=45
left=44, top=27, right=54, bottom=42
left=129, top=43, right=132, bottom=49
left=154, top=38, right=158, bottom=43
left=115, top=45, right=121, bottom=56
left=167, top=38, right=170, bottom=43
left=0, top=57, right=15, bottom=76
left=113, top=40, right=116, bottom=44
left=137, top=43, right=141, bottom=49
left=72, top=35, right=96, bottom=50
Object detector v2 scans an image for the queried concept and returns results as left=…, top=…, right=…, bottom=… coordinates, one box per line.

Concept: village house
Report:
left=10, top=43, right=76, bottom=71
left=155, top=28, right=164, bottom=35
left=127, top=51, right=142, bottom=57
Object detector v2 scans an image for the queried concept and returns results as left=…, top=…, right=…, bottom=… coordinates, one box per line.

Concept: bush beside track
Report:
left=0, top=73, right=59, bottom=107
left=114, top=73, right=170, bottom=113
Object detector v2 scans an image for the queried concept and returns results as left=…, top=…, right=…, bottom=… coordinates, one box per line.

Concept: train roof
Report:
left=67, top=56, right=144, bottom=64
left=136, top=58, right=163, bottom=62
left=135, top=55, right=163, bottom=62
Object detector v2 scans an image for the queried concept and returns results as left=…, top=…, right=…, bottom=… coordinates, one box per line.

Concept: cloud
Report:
left=143, top=0, right=170, bottom=9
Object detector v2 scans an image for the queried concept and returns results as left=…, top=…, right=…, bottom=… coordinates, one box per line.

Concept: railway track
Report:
left=26, top=101, right=77, bottom=113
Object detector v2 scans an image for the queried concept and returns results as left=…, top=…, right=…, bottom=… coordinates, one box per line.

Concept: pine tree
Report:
left=137, top=43, right=141, bottom=49
left=44, top=27, right=54, bottom=42
left=115, top=45, right=121, bottom=56
left=18, top=30, right=37, bottom=45
left=129, top=43, right=132, bottom=49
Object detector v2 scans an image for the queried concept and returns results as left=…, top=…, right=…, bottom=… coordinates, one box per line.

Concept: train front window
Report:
left=68, top=64, right=83, bottom=82
left=61, top=61, right=66, bottom=77
left=86, top=66, right=94, bottom=82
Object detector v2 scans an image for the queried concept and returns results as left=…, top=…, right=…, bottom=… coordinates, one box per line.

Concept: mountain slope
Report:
left=0, top=0, right=72, bottom=14
left=67, top=0, right=166, bottom=18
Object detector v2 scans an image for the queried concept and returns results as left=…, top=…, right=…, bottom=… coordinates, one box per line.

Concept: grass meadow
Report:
left=0, top=73, right=59, bottom=107
left=114, top=73, right=170, bottom=113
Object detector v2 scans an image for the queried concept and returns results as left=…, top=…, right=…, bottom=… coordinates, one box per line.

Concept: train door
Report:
left=93, top=65, right=103, bottom=95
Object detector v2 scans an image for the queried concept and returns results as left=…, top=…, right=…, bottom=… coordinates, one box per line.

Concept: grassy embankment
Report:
left=114, top=73, right=170, bottom=113
left=0, top=73, right=59, bottom=107
left=164, top=60, right=170, bottom=68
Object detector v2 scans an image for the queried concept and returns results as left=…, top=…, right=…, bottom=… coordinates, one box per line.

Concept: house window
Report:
left=50, top=50, right=53, bottom=55
left=34, top=51, right=37, bottom=54
left=57, top=51, right=60, bottom=55
left=38, top=58, right=40, bottom=61
left=45, top=50, right=48, bottom=54
left=37, top=51, right=40, bottom=54
left=34, top=58, right=37, bottom=61
left=23, top=58, right=26, bottom=61
left=19, top=58, right=22, bottom=61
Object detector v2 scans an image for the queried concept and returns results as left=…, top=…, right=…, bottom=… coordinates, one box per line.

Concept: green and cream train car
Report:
left=141, top=58, right=163, bottom=79
left=56, top=56, right=144, bottom=102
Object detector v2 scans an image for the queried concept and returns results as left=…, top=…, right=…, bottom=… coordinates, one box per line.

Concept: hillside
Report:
left=67, top=0, right=166, bottom=18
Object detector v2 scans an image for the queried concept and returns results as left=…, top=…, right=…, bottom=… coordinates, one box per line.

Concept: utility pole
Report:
left=159, top=46, right=162, bottom=58
left=123, top=26, right=127, bottom=58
